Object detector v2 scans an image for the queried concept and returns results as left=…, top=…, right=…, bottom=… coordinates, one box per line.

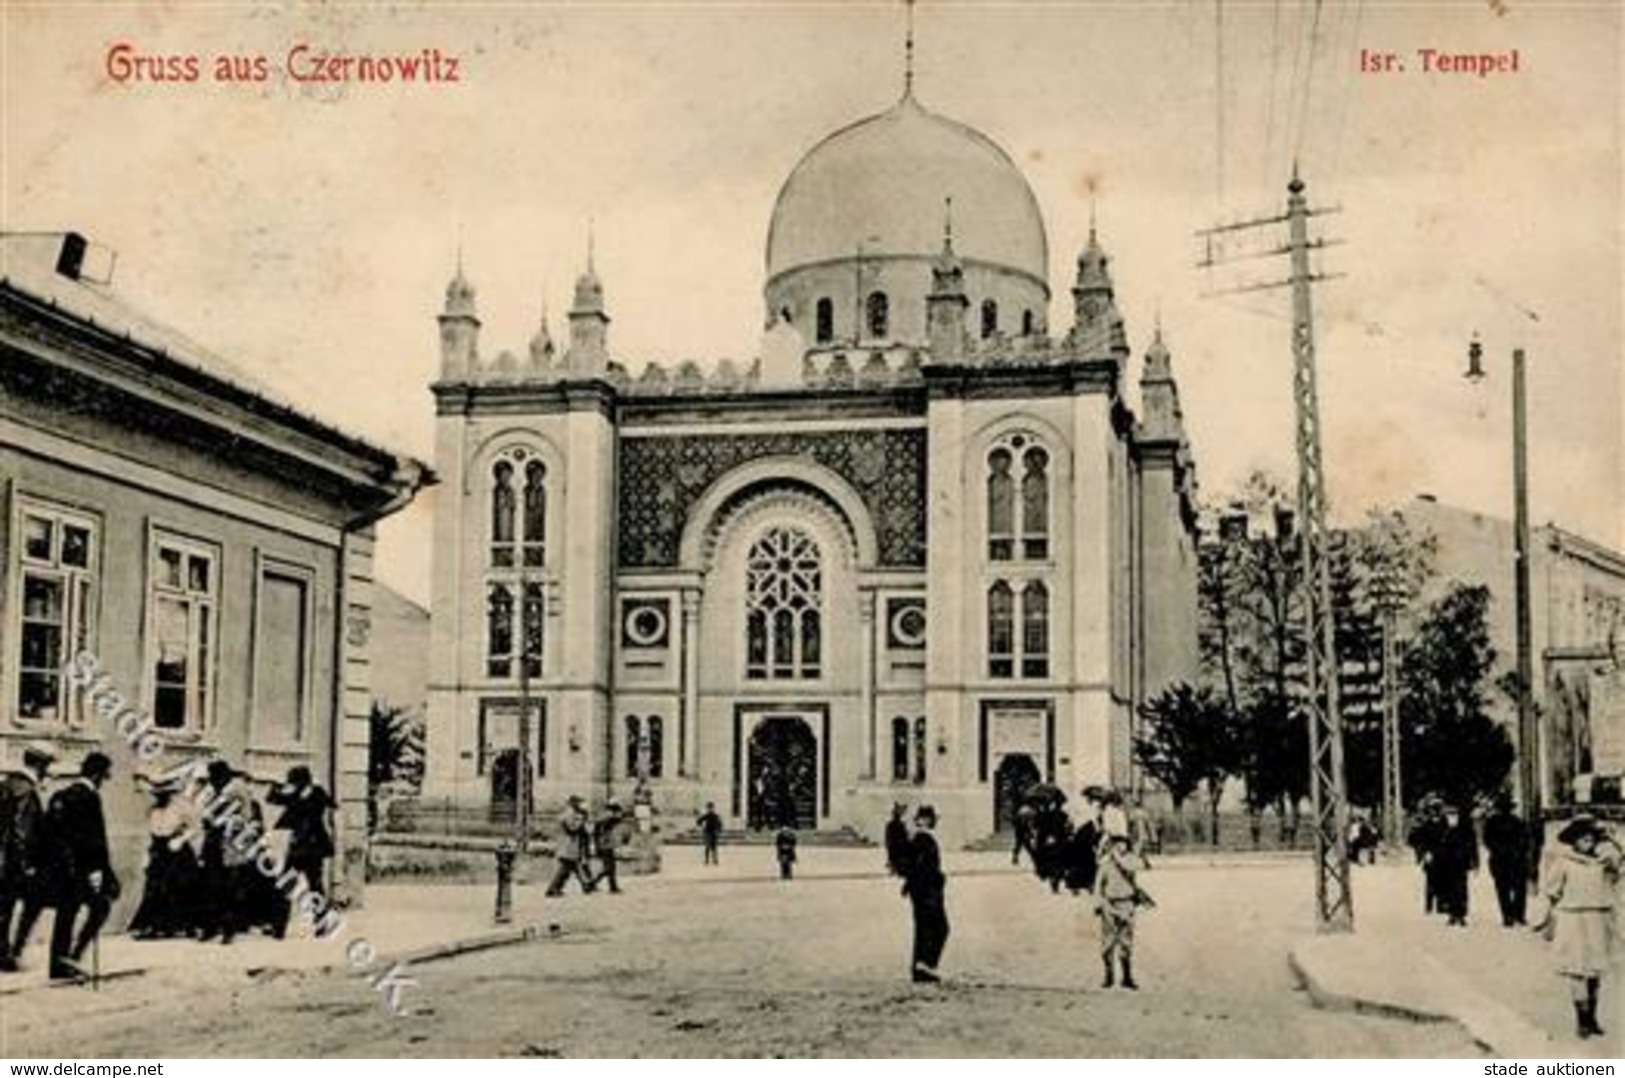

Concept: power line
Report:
left=1262, top=0, right=1283, bottom=194
left=1293, top=0, right=1326, bottom=165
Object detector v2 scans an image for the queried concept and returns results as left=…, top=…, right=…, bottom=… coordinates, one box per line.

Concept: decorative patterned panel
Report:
left=618, top=429, right=927, bottom=568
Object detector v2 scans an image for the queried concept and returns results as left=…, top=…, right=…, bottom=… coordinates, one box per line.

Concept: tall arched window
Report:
left=987, top=448, right=1015, bottom=561
left=522, top=461, right=547, bottom=567
left=1022, top=581, right=1050, bottom=678
left=866, top=291, right=890, bottom=340
left=491, top=461, right=516, bottom=567
left=815, top=298, right=834, bottom=344
left=1021, top=447, right=1050, bottom=559
left=745, top=526, right=823, bottom=679
left=988, top=434, right=1051, bottom=563
left=988, top=581, right=1015, bottom=678
left=912, top=716, right=928, bottom=783
left=1022, top=309, right=1036, bottom=336
left=625, top=715, right=642, bottom=778
left=647, top=715, right=664, bottom=778
left=487, top=584, right=514, bottom=678
left=892, top=717, right=910, bottom=781
left=981, top=299, right=999, bottom=340
left=488, top=447, right=548, bottom=679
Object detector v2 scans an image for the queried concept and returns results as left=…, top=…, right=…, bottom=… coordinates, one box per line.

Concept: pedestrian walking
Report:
left=267, top=765, right=335, bottom=900
left=1408, top=797, right=1447, bottom=915
left=1433, top=804, right=1479, bottom=927
left=1533, top=815, right=1620, bottom=1039
left=0, top=741, right=53, bottom=972
left=545, top=795, right=596, bottom=896
left=884, top=802, right=912, bottom=876
left=1095, top=832, right=1151, bottom=990
left=590, top=800, right=628, bottom=894
left=696, top=801, right=723, bottom=866
left=1482, top=792, right=1530, bottom=927
left=901, top=804, right=949, bottom=983
left=43, top=752, right=118, bottom=981
left=1012, top=801, right=1036, bottom=866
left=1064, top=790, right=1102, bottom=895
left=775, top=825, right=798, bottom=880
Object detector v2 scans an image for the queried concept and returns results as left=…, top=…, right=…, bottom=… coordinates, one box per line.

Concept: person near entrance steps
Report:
left=697, top=802, right=723, bottom=866
left=901, top=804, right=948, bottom=983
left=775, top=825, right=797, bottom=880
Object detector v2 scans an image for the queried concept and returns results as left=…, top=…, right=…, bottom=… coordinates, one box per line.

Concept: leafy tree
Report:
left=368, top=703, right=426, bottom=830
left=1135, top=683, right=1242, bottom=843
left=1400, top=583, right=1514, bottom=808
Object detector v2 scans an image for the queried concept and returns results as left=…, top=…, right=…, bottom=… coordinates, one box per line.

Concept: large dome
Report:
left=766, top=93, right=1049, bottom=287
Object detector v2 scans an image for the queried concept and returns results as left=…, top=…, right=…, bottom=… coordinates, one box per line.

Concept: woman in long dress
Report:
left=1537, top=815, right=1621, bottom=1040
left=128, top=785, right=199, bottom=939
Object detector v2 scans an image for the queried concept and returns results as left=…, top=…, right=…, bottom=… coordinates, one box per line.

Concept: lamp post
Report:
left=1466, top=332, right=1541, bottom=877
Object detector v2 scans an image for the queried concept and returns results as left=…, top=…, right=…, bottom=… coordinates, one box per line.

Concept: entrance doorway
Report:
left=490, top=748, right=524, bottom=824
left=747, top=715, right=818, bottom=830
left=993, top=752, right=1041, bottom=832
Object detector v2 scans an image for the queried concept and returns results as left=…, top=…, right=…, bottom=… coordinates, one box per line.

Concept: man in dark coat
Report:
left=1408, top=800, right=1447, bottom=915
left=0, top=741, right=54, bottom=971
left=267, top=765, right=335, bottom=899
left=44, top=752, right=117, bottom=980
left=1433, top=804, right=1479, bottom=927
left=589, top=800, right=628, bottom=894
left=901, top=804, right=949, bottom=983
left=696, top=802, right=723, bottom=866
left=1481, top=792, right=1529, bottom=926
left=884, top=802, right=912, bottom=876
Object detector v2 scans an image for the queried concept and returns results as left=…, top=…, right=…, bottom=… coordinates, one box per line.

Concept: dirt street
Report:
left=7, top=858, right=1483, bottom=1057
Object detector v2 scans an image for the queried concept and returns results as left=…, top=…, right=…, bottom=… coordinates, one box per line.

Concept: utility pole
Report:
left=1379, top=608, right=1403, bottom=848
left=1467, top=330, right=1539, bottom=876
left=1199, top=169, right=1353, bottom=932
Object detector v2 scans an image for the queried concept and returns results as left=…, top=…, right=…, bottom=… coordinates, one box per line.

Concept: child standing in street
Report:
left=1095, top=832, right=1151, bottom=990
left=1535, top=815, right=1620, bottom=1040
left=775, top=825, right=798, bottom=880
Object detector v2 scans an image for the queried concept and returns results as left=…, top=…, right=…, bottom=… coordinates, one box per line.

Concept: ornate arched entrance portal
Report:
left=993, top=752, right=1041, bottom=831
left=747, top=715, right=819, bottom=830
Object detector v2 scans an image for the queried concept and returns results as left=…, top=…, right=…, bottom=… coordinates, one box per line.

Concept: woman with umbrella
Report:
left=1534, top=815, right=1621, bottom=1039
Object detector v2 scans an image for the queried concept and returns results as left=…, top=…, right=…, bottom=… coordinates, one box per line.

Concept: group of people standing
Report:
left=128, top=760, right=335, bottom=945
left=0, top=742, right=336, bottom=982
left=545, top=794, right=629, bottom=896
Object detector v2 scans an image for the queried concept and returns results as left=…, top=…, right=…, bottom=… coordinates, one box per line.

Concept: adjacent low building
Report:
left=0, top=231, right=431, bottom=912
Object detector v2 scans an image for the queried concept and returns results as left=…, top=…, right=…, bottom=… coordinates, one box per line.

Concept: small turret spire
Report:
left=903, top=0, right=916, bottom=98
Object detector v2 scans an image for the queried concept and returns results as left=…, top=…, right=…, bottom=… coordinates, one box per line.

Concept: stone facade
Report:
left=422, top=89, right=1200, bottom=846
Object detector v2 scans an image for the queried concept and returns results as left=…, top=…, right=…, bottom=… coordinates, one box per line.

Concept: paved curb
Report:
left=1289, top=938, right=1558, bottom=1057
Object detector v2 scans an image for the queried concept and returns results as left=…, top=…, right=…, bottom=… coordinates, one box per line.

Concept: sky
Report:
left=3, top=1, right=1620, bottom=604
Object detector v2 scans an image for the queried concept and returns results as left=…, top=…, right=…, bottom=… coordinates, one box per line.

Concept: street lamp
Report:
left=1464, top=330, right=1541, bottom=880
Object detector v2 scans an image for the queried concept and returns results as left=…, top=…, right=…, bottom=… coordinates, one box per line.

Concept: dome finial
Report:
left=942, top=195, right=953, bottom=251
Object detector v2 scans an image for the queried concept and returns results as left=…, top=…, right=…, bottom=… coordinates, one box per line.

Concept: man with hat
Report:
left=545, top=794, right=596, bottom=896
left=0, top=741, right=54, bottom=971
left=900, top=804, right=949, bottom=983
left=43, top=752, right=118, bottom=980
left=589, top=799, right=628, bottom=894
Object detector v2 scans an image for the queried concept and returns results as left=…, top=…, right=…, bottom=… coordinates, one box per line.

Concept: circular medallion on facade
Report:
left=890, top=601, right=927, bottom=649
left=624, top=603, right=670, bottom=648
